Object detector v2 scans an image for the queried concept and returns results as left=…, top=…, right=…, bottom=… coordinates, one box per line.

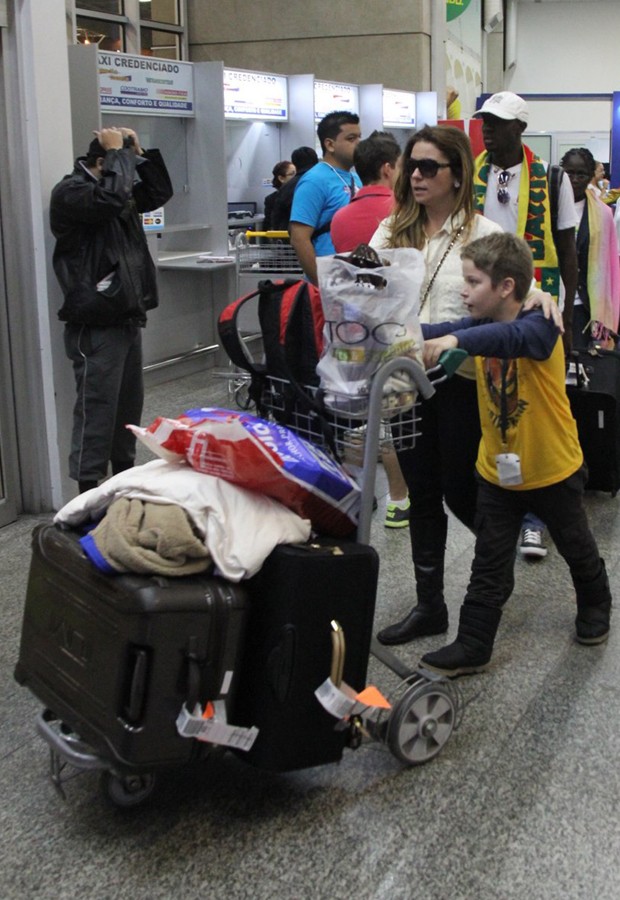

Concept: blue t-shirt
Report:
left=290, top=161, right=362, bottom=256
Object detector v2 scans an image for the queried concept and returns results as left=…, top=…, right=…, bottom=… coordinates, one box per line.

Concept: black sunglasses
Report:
left=497, top=170, right=513, bottom=204
left=405, top=157, right=452, bottom=178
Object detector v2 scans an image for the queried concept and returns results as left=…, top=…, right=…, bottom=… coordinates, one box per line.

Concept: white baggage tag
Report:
left=495, top=452, right=523, bottom=486
left=175, top=703, right=259, bottom=752
left=315, top=679, right=392, bottom=719
left=315, top=678, right=358, bottom=719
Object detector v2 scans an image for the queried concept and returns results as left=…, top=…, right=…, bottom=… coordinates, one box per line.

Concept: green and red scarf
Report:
left=474, top=145, right=560, bottom=300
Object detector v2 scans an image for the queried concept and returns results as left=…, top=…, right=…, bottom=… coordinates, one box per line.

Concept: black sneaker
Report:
left=519, top=528, right=547, bottom=559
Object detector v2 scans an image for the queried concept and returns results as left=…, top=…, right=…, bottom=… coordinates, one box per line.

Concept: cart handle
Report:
left=426, top=347, right=468, bottom=383
left=36, top=711, right=108, bottom=771
left=244, top=230, right=290, bottom=239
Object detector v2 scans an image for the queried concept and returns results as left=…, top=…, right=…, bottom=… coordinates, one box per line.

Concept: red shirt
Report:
left=330, top=185, right=394, bottom=253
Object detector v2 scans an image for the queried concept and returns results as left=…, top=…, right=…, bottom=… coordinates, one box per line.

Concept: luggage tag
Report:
left=315, top=619, right=392, bottom=723
left=565, top=360, right=590, bottom=388
left=315, top=678, right=392, bottom=721
left=495, top=452, right=523, bottom=486
left=176, top=701, right=259, bottom=752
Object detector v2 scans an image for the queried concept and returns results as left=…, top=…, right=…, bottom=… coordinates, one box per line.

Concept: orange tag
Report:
left=355, top=685, right=392, bottom=710
left=202, top=701, right=215, bottom=719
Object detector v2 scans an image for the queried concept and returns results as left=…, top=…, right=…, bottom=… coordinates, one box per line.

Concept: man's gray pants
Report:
left=64, top=323, right=144, bottom=483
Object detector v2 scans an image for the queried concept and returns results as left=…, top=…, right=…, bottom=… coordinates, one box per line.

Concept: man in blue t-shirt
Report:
left=290, top=110, right=362, bottom=284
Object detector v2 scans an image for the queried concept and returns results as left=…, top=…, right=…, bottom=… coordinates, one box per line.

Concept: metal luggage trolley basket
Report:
left=261, top=352, right=468, bottom=766
left=235, top=229, right=303, bottom=287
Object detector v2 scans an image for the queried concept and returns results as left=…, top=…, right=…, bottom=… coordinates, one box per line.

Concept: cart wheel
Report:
left=101, top=771, right=156, bottom=808
left=387, top=681, right=456, bottom=765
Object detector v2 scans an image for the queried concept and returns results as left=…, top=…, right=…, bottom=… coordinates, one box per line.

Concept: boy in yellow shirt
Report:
left=419, top=232, right=611, bottom=676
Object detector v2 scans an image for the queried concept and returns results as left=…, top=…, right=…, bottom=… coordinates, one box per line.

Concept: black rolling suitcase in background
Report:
left=566, top=348, right=620, bottom=496
left=14, top=523, right=249, bottom=772
left=230, top=540, right=379, bottom=772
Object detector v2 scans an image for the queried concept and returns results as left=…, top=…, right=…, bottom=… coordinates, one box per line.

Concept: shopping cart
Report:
left=29, top=353, right=469, bottom=805
left=258, top=351, right=469, bottom=765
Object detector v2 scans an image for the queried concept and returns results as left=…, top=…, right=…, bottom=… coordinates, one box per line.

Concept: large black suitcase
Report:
left=231, top=540, right=379, bottom=772
left=567, top=348, right=620, bottom=496
left=14, top=523, right=249, bottom=771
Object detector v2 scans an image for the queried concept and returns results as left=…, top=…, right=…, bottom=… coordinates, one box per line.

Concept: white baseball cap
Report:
left=474, top=92, right=529, bottom=125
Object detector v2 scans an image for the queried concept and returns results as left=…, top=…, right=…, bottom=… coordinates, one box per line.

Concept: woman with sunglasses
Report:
left=370, top=125, right=502, bottom=646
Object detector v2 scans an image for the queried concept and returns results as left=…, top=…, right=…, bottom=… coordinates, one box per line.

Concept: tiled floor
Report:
left=2, top=368, right=619, bottom=899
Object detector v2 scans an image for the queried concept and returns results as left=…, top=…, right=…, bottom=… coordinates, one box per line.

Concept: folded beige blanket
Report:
left=87, top=498, right=212, bottom=576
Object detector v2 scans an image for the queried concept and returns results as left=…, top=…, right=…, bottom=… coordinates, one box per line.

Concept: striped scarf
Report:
left=474, top=145, right=560, bottom=300
left=582, top=190, right=620, bottom=340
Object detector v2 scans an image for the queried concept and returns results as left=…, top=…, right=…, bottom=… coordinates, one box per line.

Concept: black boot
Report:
left=574, top=559, right=612, bottom=645
left=377, top=510, right=449, bottom=646
left=376, top=602, right=449, bottom=645
left=420, top=603, right=502, bottom=677
left=377, top=551, right=449, bottom=646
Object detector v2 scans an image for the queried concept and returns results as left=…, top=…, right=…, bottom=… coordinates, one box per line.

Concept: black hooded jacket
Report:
left=50, top=147, right=173, bottom=327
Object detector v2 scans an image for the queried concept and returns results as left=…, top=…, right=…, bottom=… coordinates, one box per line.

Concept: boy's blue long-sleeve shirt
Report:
left=421, top=308, right=560, bottom=360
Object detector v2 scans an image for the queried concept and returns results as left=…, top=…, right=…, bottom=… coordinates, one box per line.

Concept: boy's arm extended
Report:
left=422, top=310, right=561, bottom=369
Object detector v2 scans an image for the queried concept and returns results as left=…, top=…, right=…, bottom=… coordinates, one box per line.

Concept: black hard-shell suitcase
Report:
left=566, top=348, right=620, bottom=496
left=231, top=539, right=379, bottom=772
left=14, top=523, right=249, bottom=771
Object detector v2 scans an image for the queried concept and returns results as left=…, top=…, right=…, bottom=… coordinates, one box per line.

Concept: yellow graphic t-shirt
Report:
left=474, top=337, right=583, bottom=489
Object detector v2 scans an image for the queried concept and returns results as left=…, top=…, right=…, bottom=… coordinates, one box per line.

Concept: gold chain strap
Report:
left=419, top=225, right=465, bottom=315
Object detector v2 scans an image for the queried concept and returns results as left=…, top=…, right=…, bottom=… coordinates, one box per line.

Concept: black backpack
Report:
left=217, top=279, right=333, bottom=446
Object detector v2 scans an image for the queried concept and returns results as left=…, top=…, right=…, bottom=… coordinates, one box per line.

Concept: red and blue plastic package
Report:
left=130, top=408, right=360, bottom=537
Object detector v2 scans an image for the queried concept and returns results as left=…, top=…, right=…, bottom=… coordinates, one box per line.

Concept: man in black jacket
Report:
left=50, top=126, right=173, bottom=493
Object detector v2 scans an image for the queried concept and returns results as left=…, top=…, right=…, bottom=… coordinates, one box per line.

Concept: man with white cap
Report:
left=473, top=91, right=578, bottom=561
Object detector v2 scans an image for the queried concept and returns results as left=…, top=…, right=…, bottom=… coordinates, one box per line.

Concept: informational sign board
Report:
left=383, top=90, right=416, bottom=129
left=98, top=52, right=194, bottom=116
left=314, top=81, right=359, bottom=121
left=224, top=68, right=288, bottom=121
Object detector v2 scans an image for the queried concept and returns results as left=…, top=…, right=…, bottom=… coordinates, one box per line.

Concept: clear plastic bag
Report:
left=316, top=247, right=425, bottom=416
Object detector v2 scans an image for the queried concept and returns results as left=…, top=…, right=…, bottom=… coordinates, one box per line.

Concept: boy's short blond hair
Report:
left=460, top=232, right=534, bottom=302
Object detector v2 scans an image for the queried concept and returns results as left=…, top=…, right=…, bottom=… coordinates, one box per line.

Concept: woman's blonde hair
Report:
left=386, top=125, right=476, bottom=249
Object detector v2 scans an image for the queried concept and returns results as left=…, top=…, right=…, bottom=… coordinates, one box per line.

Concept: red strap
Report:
left=307, top=283, right=325, bottom=356
left=218, top=287, right=261, bottom=326
left=279, top=282, right=302, bottom=347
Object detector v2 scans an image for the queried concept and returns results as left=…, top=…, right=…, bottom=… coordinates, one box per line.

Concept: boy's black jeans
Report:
left=466, top=465, right=603, bottom=609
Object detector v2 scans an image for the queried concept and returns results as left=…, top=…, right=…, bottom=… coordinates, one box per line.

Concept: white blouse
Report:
left=370, top=210, right=502, bottom=326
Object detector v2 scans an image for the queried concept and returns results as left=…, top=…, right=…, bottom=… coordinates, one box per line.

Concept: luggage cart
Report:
left=27, top=354, right=468, bottom=806
left=258, top=351, right=468, bottom=766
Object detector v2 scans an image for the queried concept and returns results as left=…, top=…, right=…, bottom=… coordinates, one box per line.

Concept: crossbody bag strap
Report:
left=419, top=224, right=465, bottom=315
